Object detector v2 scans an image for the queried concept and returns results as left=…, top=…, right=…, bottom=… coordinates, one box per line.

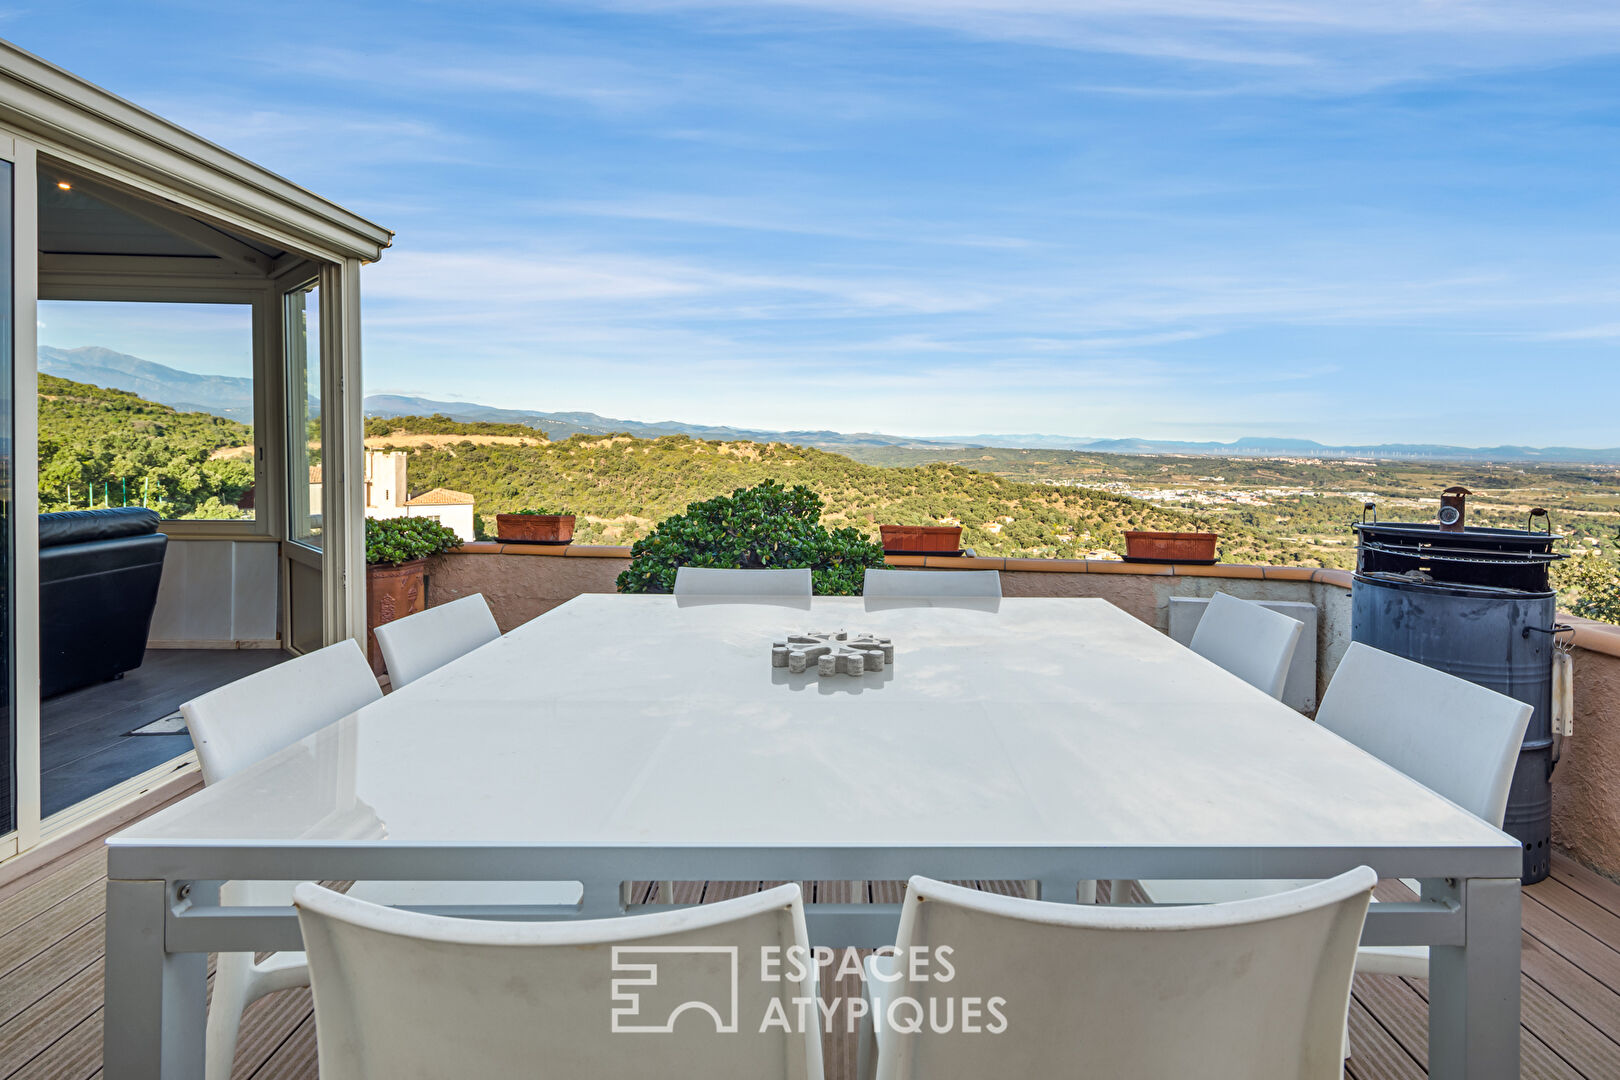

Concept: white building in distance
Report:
left=313, top=450, right=477, bottom=541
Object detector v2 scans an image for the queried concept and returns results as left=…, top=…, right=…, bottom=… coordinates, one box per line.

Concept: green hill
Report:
left=38, top=373, right=256, bottom=519
left=375, top=420, right=1278, bottom=561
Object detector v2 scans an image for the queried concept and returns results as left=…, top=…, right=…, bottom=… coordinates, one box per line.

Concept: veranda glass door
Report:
left=282, top=278, right=324, bottom=653
left=0, top=157, right=14, bottom=840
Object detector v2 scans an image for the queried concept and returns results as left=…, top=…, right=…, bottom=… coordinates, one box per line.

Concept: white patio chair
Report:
left=294, top=880, right=825, bottom=1080
left=862, top=568, right=1001, bottom=598
left=858, top=869, right=1375, bottom=1080
left=184, top=638, right=383, bottom=788
left=1188, top=591, right=1304, bottom=700
left=673, top=566, right=812, bottom=596
left=1117, top=642, right=1532, bottom=977
left=371, top=592, right=500, bottom=689
left=181, top=639, right=578, bottom=1080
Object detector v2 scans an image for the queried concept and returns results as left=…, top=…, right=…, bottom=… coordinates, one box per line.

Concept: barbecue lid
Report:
left=1352, top=521, right=1565, bottom=567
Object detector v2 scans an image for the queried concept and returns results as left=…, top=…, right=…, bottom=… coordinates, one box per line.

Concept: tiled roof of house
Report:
left=404, top=487, right=475, bottom=506
left=308, top=465, right=322, bottom=483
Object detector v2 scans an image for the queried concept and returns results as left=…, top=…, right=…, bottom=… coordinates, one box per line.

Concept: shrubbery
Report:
left=1553, top=553, right=1620, bottom=625
left=616, top=481, right=885, bottom=595
left=365, top=516, right=462, bottom=566
left=38, top=374, right=256, bottom=519
left=363, top=413, right=540, bottom=439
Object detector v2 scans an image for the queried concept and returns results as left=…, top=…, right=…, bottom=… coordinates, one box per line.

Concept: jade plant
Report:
left=510, top=508, right=567, bottom=515
left=616, top=480, right=885, bottom=595
left=365, top=516, right=462, bottom=566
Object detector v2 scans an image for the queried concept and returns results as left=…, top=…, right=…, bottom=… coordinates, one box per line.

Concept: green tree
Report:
left=1553, top=554, right=1620, bottom=624
left=617, top=481, right=885, bottom=595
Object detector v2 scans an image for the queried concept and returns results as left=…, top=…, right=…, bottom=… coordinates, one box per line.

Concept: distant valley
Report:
left=368, top=392, right=1620, bottom=464
left=35, top=346, right=1620, bottom=465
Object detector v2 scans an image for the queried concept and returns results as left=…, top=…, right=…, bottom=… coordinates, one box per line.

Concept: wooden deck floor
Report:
left=4, top=827, right=1620, bottom=1078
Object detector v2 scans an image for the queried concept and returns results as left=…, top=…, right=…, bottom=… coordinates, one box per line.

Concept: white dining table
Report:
left=104, top=594, right=1521, bottom=1078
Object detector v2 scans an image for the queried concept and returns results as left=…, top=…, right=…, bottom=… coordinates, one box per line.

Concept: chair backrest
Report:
left=1316, top=642, right=1532, bottom=826
left=294, top=881, right=824, bottom=1080
left=875, top=868, right=1375, bottom=1080
left=673, top=567, right=812, bottom=597
left=862, top=569, right=1001, bottom=598
left=181, top=639, right=381, bottom=785
left=371, top=593, right=501, bottom=689
left=1189, top=591, right=1304, bottom=700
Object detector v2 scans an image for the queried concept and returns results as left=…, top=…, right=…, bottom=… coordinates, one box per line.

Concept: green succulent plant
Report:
left=511, top=508, right=567, bottom=515
left=365, top=516, right=463, bottom=566
left=616, top=480, right=885, bottom=596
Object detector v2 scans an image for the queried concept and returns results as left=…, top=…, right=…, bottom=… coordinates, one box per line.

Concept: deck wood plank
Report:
left=1550, top=855, right=1620, bottom=921
left=1520, top=933, right=1620, bottom=1047
left=0, top=917, right=105, bottom=1026
left=1548, top=854, right=1620, bottom=919
left=226, top=988, right=315, bottom=1079
left=1345, top=994, right=1426, bottom=1080
left=1529, top=879, right=1620, bottom=975
left=1523, top=893, right=1620, bottom=991
left=0, top=956, right=101, bottom=1076
left=2, top=837, right=1617, bottom=1078
left=1353, top=974, right=1430, bottom=1069
left=245, top=1008, right=317, bottom=1080
left=0, top=851, right=106, bottom=939
left=0, top=885, right=103, bottom=981
left=6, top=1007, right=100, bottom=1080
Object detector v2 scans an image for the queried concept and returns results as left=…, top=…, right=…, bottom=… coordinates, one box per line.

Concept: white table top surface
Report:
left=115, top=595, right=1514, bottom=854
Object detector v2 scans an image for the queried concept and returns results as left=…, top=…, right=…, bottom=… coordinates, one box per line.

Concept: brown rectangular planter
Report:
left=366, top=557, right=427, bottom=675
left=1123, top=531, right=1219, bottom=564
left=880, top=524, right=963, bottom=555
left=497, top=513, right=576, bottom=545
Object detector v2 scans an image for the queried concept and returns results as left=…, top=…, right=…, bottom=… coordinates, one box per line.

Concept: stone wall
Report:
left=427, top=543, right=630, bottom=632
left=1552, top=619, right=1620, bottom=878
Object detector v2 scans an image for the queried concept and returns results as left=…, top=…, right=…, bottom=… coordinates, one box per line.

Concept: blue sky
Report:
left=11, top=2, right=1620, bottom=445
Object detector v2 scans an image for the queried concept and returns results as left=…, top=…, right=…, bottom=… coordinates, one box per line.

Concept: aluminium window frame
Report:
left=33, top=284, right=279, bottom=540
left=0, top=109, right=380, bottom=863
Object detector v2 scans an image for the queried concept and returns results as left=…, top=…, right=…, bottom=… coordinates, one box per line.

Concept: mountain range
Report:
left=363, top=393, right=1620, bottom=464
left=36, top=347, right=1620, bottom=464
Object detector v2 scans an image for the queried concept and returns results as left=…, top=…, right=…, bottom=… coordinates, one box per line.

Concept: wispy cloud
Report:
left=11, top=0, right=1618, bottom=443
left=609, top=0, right=1620, bottom=91
left=1521, top=322, right=1620, bottom=341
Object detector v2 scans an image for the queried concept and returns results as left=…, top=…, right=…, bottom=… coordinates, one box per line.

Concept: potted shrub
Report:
left=365, top=517, right=462, bottom=674
left=1123, top=530, right=1219, bottom=564
left=496, top=508, right=576, bottom=545
left=879, top=523, right=964, bottom=555
left=616, top=480, right=885, bottom=595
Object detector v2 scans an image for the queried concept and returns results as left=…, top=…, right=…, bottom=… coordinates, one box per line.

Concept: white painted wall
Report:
left=405, top=503, right=475, bottom=542
left=148, top=538, right=280, bottom=647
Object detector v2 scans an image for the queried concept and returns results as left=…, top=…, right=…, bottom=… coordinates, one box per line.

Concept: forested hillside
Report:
left=379, top=422, right=1265, bottom=560
left=38, top=374, right=255, bottom=519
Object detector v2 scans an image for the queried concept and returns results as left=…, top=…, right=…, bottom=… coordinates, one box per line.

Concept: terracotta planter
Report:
left=1123, top=531, right=1219, bottom=564
left=497, top=513, right=576, bottom=545
left=880, top=524, right=963, bottom=555
left=366, top=558, right=428, bottom=675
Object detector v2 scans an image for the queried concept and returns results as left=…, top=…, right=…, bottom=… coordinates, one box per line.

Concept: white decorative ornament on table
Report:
left=771, top=630, right=895, bottom=675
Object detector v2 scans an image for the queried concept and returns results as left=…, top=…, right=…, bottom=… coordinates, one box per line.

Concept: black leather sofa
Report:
left=39, top=507, right=168, bottom=698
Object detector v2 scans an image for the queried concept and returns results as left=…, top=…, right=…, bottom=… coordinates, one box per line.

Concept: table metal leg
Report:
left=1036, top=878, right=1078, bottom=903
left=105, top=878, right=206, bottom=1080
left=582, top=876, right=628, bottom=917
left=1428, top=876, right=1520, bottom=1080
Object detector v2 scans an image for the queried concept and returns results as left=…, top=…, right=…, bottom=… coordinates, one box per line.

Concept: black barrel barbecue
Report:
left=1351, top=488, right=1566, bottom=884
